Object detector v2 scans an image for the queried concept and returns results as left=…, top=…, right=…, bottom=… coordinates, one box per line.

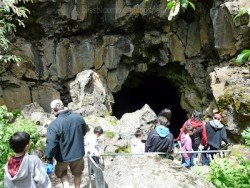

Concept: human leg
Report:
left=182, top=157, right=191, bottom=168
left=210, top=146, right=218, bottom=160
left=201, top=145, right=211, bottom=166
left=190, top=153, right=198, bottom=167
left=70, top=158, right=84, bottom=188
left=73, top=175, right=81, bottom=188
left=55, top=161, right=70, bottom=188
left=61, top=175, right=70, bottom=188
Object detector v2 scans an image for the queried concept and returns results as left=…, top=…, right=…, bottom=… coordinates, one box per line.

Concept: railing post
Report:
left=88, top=156, right=93, bottom=188
left=87, top=156, right=106, bottom=188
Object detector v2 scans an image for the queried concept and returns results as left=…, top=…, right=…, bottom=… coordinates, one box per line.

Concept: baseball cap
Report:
left=50, top=99, right=63, bottom=109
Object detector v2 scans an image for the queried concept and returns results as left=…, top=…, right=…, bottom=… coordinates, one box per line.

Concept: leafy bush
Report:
left=233, top=8, right=250, bottom=25
left=145, top=0, right=195, bottom=21
left=0, top=0, right=30, bottom=64
left=235, top=49, right=250, bottom=65
left=242, top=128, right=250, bottom=147
left=0, top=106, right=40, bottom=183
left=209, top=158, right=250, bottom=188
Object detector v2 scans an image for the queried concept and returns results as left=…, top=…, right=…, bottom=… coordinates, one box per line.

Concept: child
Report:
left=85, top=126, right=104, bottom=179
left=130, top=130, right=145, bottom=154
left=180, top=125, right=194, bottom=168
left=4, top=131, right=51, bottom=188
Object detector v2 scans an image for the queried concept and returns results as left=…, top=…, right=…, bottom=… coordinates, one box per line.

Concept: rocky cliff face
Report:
left=0, top=0, right=249, bottom=136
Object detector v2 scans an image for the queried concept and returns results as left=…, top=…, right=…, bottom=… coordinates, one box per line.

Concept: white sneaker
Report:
left=91, top=174, right=95, bottom=180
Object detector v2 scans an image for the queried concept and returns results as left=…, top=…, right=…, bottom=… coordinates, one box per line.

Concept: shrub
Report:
left=209, top=158, right=250, bottom=188
left=0, top=106, right=41, bottom=183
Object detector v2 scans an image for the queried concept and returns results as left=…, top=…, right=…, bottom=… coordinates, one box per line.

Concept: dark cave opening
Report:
left=112, top=75, right=187, bottom=138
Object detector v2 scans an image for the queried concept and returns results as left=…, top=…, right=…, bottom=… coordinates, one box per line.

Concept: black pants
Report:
left=91, top=156, right=100, bottom=175
left=206, top=145, right=218, bottom=159
left=201, top=145, right=218, bottom=165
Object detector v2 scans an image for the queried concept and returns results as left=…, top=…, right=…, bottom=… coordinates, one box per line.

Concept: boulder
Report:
left=104, top=156, right=215, bottom=188
left=21, top=102, right=55, bottom=136
left=210, top=65, right=250, bottom=135
left=21, top=102, right=45, bottom=119
left=117, top=104, right=157, bottom=139
left=31, top=84, right=61, bottom=112
left=68, top=70, right=113, bottom=116
left=1, top=76, right=31, bottom=111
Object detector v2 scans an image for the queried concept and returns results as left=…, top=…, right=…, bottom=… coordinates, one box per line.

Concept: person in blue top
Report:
left=145, top=116, right=174, bottom=154
left=45, top=99, right=88, bottom=188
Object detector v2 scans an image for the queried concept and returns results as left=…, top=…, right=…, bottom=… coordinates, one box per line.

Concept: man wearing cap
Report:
left=202, top=113, right=229, bottom=165
left=45, top=99, right=88, bottom=188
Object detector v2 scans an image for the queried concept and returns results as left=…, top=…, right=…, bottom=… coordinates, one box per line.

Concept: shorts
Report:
left=55, top=158, right=84, bottom=178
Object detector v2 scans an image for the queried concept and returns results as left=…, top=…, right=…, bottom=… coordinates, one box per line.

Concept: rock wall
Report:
left=0, top=0, right=249, bottom=135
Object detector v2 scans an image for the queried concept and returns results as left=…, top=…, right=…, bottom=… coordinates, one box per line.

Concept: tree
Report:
left=0, top=0, right=30, bottom=64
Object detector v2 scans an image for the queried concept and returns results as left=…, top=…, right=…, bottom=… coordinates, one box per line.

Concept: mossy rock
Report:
left=104, top=116, right=118, bottom=126
left=217, top=86, right=250, bottom=118
left=105, top=131, right=116, bottom=139
left=115, top=145, right=130, bottom=153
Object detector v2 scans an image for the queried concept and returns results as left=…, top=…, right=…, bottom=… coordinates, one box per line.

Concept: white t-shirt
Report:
left=85, top=134, right=100, bottom=156
left=130, top=138, right=145, bottom=154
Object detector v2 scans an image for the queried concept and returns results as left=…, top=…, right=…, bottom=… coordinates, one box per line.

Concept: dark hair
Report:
left=158, top=108, right=172, bottom=121
left=94, top=126, right=104, bottom=135
left=185, top=125, right=194, bottom=133
left=134, top=130, right=143, bottom=138
left=192, top=111, right=203, bottom=121
left=9, top=131, right=30, bottom=153
left=157, top=116, right=169, bottom=127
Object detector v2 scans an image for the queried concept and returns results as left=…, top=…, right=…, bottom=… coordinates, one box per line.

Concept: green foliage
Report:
left=242, top=128, right=250, bottom=147
left=105, top=131, right=116, bottom=139
left=233, top=8, right=250, bottom=23
left=235, top=49, right=250, bottom=65
left=0, top=106, right=40, bottom=183
left=115, top=145, right=130, bottom=153
left=166, top=0, right=195, bottom=21
left=209, top=158, right=250, bottom=188
left=144, top=0, right=195, bottom=20
left=0, top=0, right=30, bottom=64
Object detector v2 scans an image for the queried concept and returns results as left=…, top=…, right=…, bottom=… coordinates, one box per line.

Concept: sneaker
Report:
left=91, top=174, right=95, bottom=180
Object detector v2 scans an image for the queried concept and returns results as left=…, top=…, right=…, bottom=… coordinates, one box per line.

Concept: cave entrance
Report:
left=112, top=74, right=187, bottom=137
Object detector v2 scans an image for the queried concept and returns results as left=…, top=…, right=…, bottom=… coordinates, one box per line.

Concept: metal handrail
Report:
left=98, top=150, right=231, bottom=156
left=87, top=156, right=106, bottom=188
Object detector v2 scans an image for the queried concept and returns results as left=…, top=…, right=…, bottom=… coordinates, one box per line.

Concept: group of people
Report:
left=3, top=99, right=229, bottom=188
left=131, top=109, right=229, bottom=168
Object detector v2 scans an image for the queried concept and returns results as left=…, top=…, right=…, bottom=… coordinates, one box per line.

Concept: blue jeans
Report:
left=182, top=157, right=191, bottom=168
left=190, top=153, right=197, bottom=167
